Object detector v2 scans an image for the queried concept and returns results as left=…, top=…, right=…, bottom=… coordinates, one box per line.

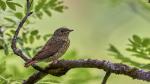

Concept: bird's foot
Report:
left=52, top=60, right=58, bottom=64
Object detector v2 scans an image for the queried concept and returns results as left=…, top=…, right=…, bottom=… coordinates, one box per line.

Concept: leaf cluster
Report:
left=0, top=0, right=66, bottom=56
left=34, top=0, right=67, bottom=19
left=0, top=0, right=68, bottom=83
left=108, top=35, right=150, bottom=69
left=0, top=0, right=22, bottom=11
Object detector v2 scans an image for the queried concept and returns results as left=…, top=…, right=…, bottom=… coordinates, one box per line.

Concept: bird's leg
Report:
left=50, top=57, right=59, bottom=64
left=52, top=59, right=58, bottom=64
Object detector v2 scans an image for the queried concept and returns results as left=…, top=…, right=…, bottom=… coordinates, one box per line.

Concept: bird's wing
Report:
left=32, top=39, right=66, bottom=60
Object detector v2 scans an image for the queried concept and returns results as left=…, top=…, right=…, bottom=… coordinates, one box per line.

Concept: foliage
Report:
left=1, top=0, right=150, bottom=84
left=1, top=0, right=93, bottom=84
left=0, top=0, right=67, bottom=83
left=108, top=35, right=150, bottom=70
left=0, top=0, right=67, bottom=56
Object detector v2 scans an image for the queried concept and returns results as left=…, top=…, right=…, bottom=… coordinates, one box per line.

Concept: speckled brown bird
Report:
left=24, top=27, right=73, bottom=67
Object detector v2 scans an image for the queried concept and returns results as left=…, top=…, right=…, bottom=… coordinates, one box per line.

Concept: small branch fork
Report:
left=102, top=71, right=111, bottom=84
left=10, top=0, right=150, bottom=84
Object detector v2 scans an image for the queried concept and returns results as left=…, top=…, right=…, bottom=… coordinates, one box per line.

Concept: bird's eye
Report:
left=61, top=30, right=65, bottom=33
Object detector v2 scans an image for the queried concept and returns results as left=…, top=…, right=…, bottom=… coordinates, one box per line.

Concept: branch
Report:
left=11, top=0, right=32, bottom=61
left=23, top=59, right=150, bottom=84
left=11, top=0, right=45, bottom=72
left=102, top=71, right=111, bottom=84
left=11, top=0, right=150, bottom=84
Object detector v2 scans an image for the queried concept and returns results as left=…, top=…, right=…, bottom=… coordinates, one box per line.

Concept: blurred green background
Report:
left=1, top=0, right=150, bottom=84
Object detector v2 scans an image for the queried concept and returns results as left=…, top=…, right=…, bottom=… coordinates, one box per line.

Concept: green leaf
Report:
left=0, top=0, right=6, bottom=11
left=132, top=35, right=141, bottom=43
left=140, top=64, right=150, bottom=69
left=22, top=32, right=28, bottom=43
left=30, top=0, right=34, bottom=10
left=31, top=30, right=39, bottom=35
left=15, top=12, right=23, bottom=19
left=108, top=44, right=141, bottom=67
left=13, top=2, right=22, bottom=8
left=126, top=47, right=136, bottom=52
left=54, top=6, right=64, bottom=12
left=43, top=9, right=51, bottom=17
left=128, top=38, right=141, bottom=48
left=29, top=35, right=34, bottom=44
left=146, top=48, right=150, bottom=54
left=142, top=38, right=150, bottom=47
left=57, top=1, right=64, bottom=5
left=36, top=11, right=43, bottom=19
left=36, top=35, right=41, bottom=40
left=5, top=33, right=12, bottom=38
left=6, top=1, right=16, bottom=10
left=35, top=0, right=47, bottom=12
left=25, top=19, right=30, bottom=24
left=0, top=38, right=4, bottom=49
left=10, top=30, right=15, bottom=34
left=108, top=44, right=122, bottom=55
left=47, top=0, right=57, bottom=7
left=35, top=46, right=42, bottom=50
left=5, top=25, right=15, bottom=28
left=4, top=17, right=16, bottom=24
left=4, top=43, right=9, bottom=55
left=43, top=34, right=52, bottom=40
left=23, top=47, right=31, bottom=57
left=6, top=1, right=22, bottom=10
left=17, top=37, right=23, bottom=46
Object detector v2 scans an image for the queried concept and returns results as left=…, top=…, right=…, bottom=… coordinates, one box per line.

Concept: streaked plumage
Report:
left=25, top=27, right=73, bottom=67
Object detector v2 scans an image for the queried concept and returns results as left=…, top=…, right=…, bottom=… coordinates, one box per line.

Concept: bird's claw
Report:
left=52, top=60, right=58, bottom=64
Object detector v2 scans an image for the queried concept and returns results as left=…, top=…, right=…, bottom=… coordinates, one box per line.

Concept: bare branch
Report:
left=11, top=0, right=45, bottom=73
left=23, top=59, right=150, bottom=84
left=11, top=0, right=32, bottom=61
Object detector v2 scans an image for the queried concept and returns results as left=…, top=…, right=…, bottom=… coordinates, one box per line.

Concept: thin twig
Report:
left=101, top=71, right=111, bottom=84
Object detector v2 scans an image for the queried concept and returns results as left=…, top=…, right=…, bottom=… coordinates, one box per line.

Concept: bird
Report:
left=24, top=27, right=73, bottom=67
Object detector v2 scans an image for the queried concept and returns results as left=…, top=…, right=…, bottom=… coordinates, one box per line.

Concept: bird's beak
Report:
left=69, top=29, right=74, bottom=32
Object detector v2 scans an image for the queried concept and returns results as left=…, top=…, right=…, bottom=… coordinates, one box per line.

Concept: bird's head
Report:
left=53, top=27, right=73, bottom=37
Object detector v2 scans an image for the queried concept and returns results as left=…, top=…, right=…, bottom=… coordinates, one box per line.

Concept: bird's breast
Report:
left=60, top=40, right=70, bottom=53
left=56, top=39, right=70, bottom=58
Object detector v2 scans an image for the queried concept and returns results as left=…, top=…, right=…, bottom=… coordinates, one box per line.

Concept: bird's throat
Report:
left=53, top=35, right=69, bottom=41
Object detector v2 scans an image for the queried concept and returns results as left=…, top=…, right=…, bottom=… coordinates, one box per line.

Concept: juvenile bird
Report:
left=24, top=27, right=73, bottom=67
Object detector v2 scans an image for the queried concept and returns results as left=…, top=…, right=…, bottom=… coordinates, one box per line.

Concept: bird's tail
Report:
left=24, top=59, right=37, bottom=67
